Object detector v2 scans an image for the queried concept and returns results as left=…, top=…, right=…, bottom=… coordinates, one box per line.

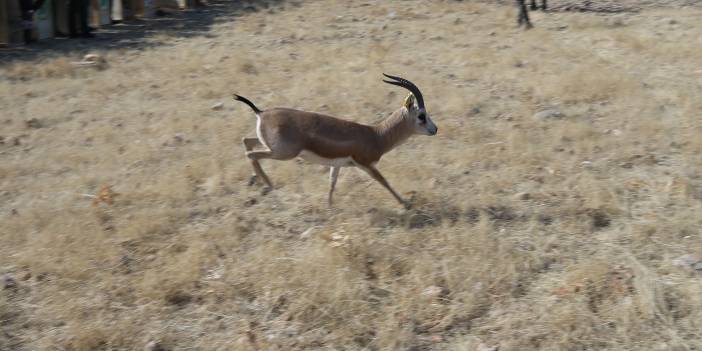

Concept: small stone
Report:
left=588, top=209, right=611, bottom=229
left=243, top=198, right=257, bottom=207
left=533, top=109, right=563, bottom=120
left=25, top=118, right=42, bottom=129
left=211, top=102, right=224, bottom=111
left=421, top=286, right=443, bottom=299
left=477, top=343, right=499, bottom=351
left=672, top=254, right=700, bottom=267
left=538, top=214, right=553, bottom=225
left=607, top=18, right=625, bottom=27
left=173, top=133, right=185, bottom=143
left=408, top=212, right=435, bottom=229
left=300, top=227, right=316, bottom=239
left=145, top=340, right=166, bottom=351
left=581, top=161, right=593, bottom=168
left=3, top=275, right=17, bottom=290
left=514, top=192, right=530, bottom=200
left=165, top=291, right=192, bottom=306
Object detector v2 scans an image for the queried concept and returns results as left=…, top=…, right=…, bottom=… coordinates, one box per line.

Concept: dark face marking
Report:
left=418, top=113, right=426, bottom=123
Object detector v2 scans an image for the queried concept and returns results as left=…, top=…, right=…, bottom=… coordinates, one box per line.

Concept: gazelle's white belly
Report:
left=298, top=150, right=355, bottom=167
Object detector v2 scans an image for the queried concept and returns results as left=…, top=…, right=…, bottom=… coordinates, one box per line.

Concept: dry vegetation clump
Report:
left=2, top=0, right=702, bottom=350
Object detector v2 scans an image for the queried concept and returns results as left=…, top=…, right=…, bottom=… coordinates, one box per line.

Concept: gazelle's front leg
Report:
left=358, top=164, right=411, bottom=209
left=328, top=167, right=340, bottom=206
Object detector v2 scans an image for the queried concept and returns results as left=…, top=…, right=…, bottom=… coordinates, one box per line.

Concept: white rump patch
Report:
left=255, top=114, right=271, bottom=150
left=298, top=150, right=355, bottom=168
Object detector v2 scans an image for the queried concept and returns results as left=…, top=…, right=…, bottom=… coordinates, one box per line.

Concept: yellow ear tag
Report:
left=403, top=93, right=415, bottom=109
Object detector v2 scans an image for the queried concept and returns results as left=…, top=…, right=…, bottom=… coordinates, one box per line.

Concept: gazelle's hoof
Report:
left=247, top=175, right=258, bottom=186
left=261, top=186, right=272, bottom=196
left=402, top=201, right=413, bottom=210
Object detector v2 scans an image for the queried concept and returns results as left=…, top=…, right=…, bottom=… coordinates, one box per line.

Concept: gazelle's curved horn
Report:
left=382, top=73, right=425, bottom=109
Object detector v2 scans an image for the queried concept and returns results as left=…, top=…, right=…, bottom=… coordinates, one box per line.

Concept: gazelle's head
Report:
left=383, top=73, right=438, bottom=136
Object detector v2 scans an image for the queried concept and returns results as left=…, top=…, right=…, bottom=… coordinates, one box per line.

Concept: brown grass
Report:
left=2, top=1, right=702, bottom=350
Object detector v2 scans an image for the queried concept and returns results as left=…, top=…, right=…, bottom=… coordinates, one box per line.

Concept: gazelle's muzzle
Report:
left=426, top=121, right=438, bottom=135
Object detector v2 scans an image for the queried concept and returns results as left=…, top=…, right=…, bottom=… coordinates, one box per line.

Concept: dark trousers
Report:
left=18, top=0, right=34, bottom=43
left=68, top=0, right=89, bottom=35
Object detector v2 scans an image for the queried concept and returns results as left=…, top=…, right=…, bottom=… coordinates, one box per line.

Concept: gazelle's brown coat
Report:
left=236, top=74, right=437, bottom=209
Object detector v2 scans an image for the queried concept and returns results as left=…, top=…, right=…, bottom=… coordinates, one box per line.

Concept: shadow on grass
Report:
left=0, top=0, right=294, bottom=65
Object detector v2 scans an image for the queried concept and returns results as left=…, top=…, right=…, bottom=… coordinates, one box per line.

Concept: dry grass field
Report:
left=2, top=0, right=702, bottom=350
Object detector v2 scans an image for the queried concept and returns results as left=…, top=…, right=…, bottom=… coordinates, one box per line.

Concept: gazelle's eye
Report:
left=418, top=114, right=426, bottom=123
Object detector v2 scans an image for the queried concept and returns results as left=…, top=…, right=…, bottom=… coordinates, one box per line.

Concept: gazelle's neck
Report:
left=374, top=108, right=414, bottom=155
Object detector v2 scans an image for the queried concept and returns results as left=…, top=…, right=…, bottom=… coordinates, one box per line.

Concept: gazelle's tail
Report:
left=233, top=94, right=262, bottom=114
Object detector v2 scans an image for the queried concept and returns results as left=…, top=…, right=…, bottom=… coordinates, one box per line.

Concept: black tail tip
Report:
left=232, top=94, right=262, bottom=113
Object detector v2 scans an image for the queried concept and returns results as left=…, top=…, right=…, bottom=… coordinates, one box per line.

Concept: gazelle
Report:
left=235, top=73, right=437, bottom=209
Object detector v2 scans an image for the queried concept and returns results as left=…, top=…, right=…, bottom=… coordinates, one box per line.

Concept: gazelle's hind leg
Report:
left=328, top=167, right=340, bottom=206
left=245, top=150, right=275, bottom=190
left=245, top=146, right=301, bottom=192
left=243, top=137, right=263, bottom=151
left=242, top=137, right=267, bottom=186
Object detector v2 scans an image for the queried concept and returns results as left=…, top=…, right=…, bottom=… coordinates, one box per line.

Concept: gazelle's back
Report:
left=261, top=108, right=381, bottom=163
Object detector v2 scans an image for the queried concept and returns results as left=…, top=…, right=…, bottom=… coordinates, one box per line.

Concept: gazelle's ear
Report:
left=403, top=93, right=416, bottom=110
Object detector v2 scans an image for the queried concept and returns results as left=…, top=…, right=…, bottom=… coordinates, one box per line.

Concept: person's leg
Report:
left=18, top=0, right=33, bottom=43
left=111, top=0, right=123, bottom=22
left=79, top=0, right=92, bottom=37
left=68, top=0, right=77, bottom=36
left=0, top=0, right=9, bottom=46
left=54, top=0, right=68, bottom=36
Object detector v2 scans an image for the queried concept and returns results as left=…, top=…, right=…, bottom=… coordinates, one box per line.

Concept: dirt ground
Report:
left=1, top=1, right=702, bottom=350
